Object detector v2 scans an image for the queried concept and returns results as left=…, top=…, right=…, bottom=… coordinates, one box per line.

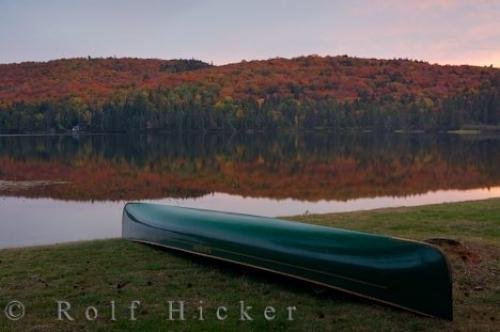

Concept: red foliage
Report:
left=1, top=55, right=498, bottom=108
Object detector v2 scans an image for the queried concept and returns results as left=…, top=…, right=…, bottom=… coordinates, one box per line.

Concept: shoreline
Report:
left=1, top=191, right=499, bottom=250
left=1, top=198, right=499, bottom=331
left=2, top=125, right=500, bottom=137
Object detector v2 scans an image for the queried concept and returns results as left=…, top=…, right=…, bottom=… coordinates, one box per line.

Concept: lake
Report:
left=1, top=132, right=499, bottom=248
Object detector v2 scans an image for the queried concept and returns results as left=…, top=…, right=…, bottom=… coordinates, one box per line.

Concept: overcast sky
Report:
left=1, top=0, right=499, bottom=66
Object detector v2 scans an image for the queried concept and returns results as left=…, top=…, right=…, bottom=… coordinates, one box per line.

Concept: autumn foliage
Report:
left=0, top=55, right=499, bottom=132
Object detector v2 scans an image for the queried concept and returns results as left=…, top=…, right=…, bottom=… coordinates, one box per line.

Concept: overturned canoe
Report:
left=122, top=203, right=453, bottom=320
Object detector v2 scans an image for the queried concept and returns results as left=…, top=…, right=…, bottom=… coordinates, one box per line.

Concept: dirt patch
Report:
left=431, top=239, right=499, bottom=300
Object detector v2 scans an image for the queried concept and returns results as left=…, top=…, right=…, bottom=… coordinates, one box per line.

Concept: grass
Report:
left=0, top=198, right=499, bottom=331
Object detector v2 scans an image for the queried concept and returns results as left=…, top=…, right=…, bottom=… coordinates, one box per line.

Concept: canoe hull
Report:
left=122, top=203, right=453, bottom=320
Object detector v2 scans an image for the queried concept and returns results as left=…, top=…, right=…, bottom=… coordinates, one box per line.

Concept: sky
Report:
left=1, top=0, right=499, bottom=67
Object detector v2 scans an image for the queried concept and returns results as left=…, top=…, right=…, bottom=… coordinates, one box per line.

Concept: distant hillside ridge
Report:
left=0, top=55, right=498, bottom=132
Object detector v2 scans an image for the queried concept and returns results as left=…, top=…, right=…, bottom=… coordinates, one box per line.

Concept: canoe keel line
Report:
left=122, top=203, right=453, bottom=320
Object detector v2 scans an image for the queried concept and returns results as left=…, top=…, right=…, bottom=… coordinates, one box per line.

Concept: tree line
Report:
left=0, top=83, right=498, bottom=133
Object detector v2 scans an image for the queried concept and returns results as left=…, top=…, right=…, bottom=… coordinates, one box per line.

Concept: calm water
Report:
left=1, top=133, right=499, bottom=248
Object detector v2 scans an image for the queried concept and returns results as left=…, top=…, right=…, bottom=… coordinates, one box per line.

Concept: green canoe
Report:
left=122, top=203, right=453, bottom=320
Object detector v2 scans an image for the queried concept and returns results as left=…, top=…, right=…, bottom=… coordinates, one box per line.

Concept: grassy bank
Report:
left=1, top=199, right=499, bottom=331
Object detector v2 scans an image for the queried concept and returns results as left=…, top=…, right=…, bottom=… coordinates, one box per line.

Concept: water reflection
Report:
left=1, top=133, right=499, bottom=248
left=1, top=133, right=499, bottom=201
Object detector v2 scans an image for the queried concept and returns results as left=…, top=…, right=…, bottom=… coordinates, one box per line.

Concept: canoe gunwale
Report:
left=129, top=236, right=440, bottom=319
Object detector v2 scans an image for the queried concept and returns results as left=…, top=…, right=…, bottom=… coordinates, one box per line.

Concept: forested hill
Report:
left=0, top=55, right=499, bottom=133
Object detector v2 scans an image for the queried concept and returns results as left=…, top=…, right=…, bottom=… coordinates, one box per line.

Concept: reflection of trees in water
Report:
left=0, top=133, right=499, bottom=201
